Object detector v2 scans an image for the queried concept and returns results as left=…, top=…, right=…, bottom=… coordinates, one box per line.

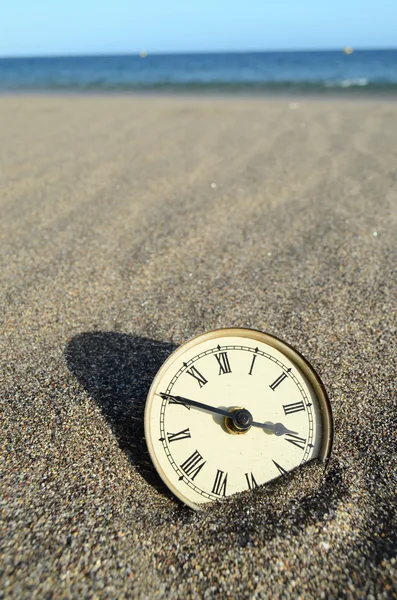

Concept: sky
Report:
left=1, top=0, right=396, bottom=57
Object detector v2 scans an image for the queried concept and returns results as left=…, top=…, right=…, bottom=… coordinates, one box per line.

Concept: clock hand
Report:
left=159, top=393, right=298, bottom=437
left=159, top=392, right=233, bottom=418
left=251, top=420, right=298, bottom=436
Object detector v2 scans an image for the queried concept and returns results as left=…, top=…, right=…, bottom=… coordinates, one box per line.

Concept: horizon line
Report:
left=1, top=46, right=397, bottom=60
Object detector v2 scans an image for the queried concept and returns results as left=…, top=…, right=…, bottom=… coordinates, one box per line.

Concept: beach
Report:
left=1, top=94, right=396, bottom=598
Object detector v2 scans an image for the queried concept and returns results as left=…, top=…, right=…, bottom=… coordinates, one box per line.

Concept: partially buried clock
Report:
left=144, top=328, right=333, bottom=510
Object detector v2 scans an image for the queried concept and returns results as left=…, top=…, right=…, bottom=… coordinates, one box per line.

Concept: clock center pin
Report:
left=225, top=407, right=253, bottom=434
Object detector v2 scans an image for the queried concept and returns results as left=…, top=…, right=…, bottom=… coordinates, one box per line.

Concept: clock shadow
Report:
left=65, top=331, right=178, bottom=498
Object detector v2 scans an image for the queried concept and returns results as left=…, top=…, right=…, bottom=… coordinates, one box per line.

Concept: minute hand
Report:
left=159, top=392, right=233, bottom=418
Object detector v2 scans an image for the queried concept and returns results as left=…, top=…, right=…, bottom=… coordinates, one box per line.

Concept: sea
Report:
left=0, top=50, right=396, bottom=95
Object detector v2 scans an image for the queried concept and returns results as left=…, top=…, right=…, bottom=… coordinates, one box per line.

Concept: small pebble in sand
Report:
left=321, top=542, right=330, bottom=552
left=211, top=182, right=217, bottom=188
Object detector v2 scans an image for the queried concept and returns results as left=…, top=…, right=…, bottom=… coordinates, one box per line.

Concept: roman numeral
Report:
left=186, top=365, right=208, bottom=388
left=285, top=434, right=306, bottom=450
left=180, top=450, right=206, bottom=480
left=167, top=428, right=191, bottom=443
left=215, top=352, right=231, bottom=375
left=248, top=354, right=257, bottom=375
left=212, top=469, right=228, bottom=496
left=269, top=371, right=289, bottom=391
left=283, top=401, right=305, bottom=415
left=168, top=396, right=191, bottom=410
left=245, top=472, right=259, bottom=490
left=272, top=460, right=288, bottom=475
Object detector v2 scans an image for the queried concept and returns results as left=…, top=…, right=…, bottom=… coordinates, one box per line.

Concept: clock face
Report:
left=144, top=328, right=333, bottom=510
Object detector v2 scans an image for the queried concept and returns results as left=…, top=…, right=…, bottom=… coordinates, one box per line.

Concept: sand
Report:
left=1, top=94, right=396, bottom=599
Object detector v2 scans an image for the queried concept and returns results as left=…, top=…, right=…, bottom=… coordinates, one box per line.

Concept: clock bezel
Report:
left=144, top=327, right=334, bottom=510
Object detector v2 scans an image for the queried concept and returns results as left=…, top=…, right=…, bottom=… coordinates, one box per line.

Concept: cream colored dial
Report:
left=144, top=328, right=333, bottom=510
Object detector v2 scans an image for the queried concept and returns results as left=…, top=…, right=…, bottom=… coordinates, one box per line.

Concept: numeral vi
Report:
left=245, top=472, right=259, bottom=490
left=212, top=469, right=228, bottom=496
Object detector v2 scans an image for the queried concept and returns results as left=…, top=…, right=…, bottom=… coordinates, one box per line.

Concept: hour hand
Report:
left=252, top=420, right=298, bottom=436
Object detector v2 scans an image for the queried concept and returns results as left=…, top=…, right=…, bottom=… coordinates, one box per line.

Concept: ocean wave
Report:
left=1, top=78, right=397, bottom=95
left=325, top=78, right=369, bottom=88
left=1, top=51, right=397, bottom=96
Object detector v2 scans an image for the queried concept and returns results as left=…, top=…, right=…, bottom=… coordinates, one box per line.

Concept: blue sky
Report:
left=1, top=0, right=396, bottom=57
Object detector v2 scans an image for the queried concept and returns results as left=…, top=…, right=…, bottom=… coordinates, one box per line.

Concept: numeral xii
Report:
left=215, top=351, right=231, bottom=375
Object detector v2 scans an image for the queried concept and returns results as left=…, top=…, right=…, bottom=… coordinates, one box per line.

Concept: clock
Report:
left=144, top=328, right=333, bottom=510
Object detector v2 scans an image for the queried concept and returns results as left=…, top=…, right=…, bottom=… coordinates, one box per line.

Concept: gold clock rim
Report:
left=144, top=327, right=334, bottom=511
